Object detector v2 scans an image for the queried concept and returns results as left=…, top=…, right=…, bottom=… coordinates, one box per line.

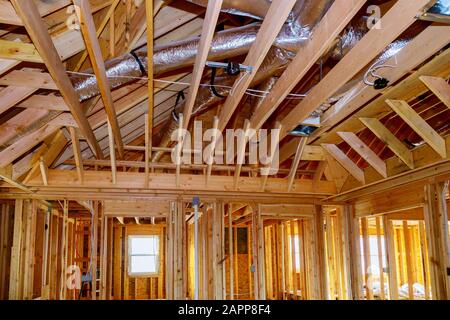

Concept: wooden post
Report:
left=59, top=200, right=69, bottom=300
left=251, top=205, right=259, bottom=299
left=361, top=217, right=373, bottom=300
left=212, top=202, right=225, bottom=299
left=9, top=200, right=23, bottom=300
left=313, top=205, right=327, bottom=299
left=403, top=220, right=414, bottom=299
left=91, top=202, right=99, bottom=300
left=375, top=217, right=386, bottom=300
left=101, top=215, right=108, bottom=300
left=255, top=204, right=266, bottom=300
left=173, top=200, right=185, bottom=299
left=23, top=200, right=37, bottom=299
left=228, top=205, right=234, bottom=300
left=383, top=217, right=398, bottom=300
left=423, top=182, right=450, bottom=300
left=342, top=204, right=363, bottom=300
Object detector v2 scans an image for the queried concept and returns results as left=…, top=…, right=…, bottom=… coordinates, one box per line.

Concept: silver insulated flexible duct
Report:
left=69, top=0, right=414, bottom=163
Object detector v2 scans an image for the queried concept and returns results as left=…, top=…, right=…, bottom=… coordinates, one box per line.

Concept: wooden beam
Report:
left=73, top=0, right=121, bottom=71
left=0, top=70, right=57, bottom=90
left=107, top=122, right=117, bottom=185
left=322, top=144, right=365, bottom=184
left=217, top=0, right=296, bottom=131
left=420, top=75, right=450, bottom=108
left=9, top=200, right=23, bottom=299
left=175, top=114, right=183, bottom=187
left=383, top=217, right=398, bottom=300
left=116, top=217, right=124, bottom=225
left=233, top=120, right=251, bottom=190
left=145, top=0, right=154, bottom=186
left=261, top=122, right=282, bottom=191
left=359, top=118, right=414, bottom=169
left=423, top=182, right=450, bottom=300
left=69, top=127, right=84, bottom=184
left=327, top=158, right=450, bottom=202
left=182, top=0, right=222, bottom=129
left=279, top=139, right=324, bottom=163
left=337, top=132, right=387, bottom=178
left=15, top=95, right=68, bottom=111
left=249, top=0, right=367, bottom=131
left=0, top=85, right=37, bottom=115
left=0, top=0, right=73, bottom=26
left=0, top=108, right=49, bottom=147
left=310, top=25, right=450, bottom=146
left=0, top=39, right=42, bottom=63
left=386, top=99, right=447, bottom=158
left=0, top=114, right=75, bottom=168
left=74, top=0, right=124, bottom=159
left=0, top=174, right=51, bottom=207
left=287, top=138, right=307, bottom=192
left=39, top=157, right=48, bottom=186
left=22, top=169, right=337, bottom=197
left=205, top=117, right=219, bottom=186
left=278, top=0, right=435, bottom=139
left=11, top=0, right=102, bottom=159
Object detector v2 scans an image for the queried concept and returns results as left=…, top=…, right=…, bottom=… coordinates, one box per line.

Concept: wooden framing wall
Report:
left=5, top=199, right=77, bottom=300
left=0, top=187, right=448, bottom=301
left=112, top=223, right=165, bottom=300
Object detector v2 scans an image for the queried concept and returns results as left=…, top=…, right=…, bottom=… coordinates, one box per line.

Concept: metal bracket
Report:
left=206, top=61, right=253, bottom=73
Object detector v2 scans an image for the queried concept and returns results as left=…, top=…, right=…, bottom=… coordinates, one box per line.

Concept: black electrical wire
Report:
left=210, top=67, right=226, bottom=98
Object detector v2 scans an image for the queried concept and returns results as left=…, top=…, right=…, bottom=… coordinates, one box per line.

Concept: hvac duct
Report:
left=187, top=0, right=272, bottom=20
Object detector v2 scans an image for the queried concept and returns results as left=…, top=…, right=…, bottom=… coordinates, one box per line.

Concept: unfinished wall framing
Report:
left=0, top=0, right=449, bottom=301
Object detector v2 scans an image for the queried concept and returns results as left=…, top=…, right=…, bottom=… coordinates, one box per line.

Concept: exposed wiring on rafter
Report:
left=363, top=56, right=398, bottom=88
left=66, top=71, right=308, bottom=100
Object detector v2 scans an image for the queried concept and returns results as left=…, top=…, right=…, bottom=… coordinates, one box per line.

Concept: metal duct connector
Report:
left=151, top=47, right=293, bottom=162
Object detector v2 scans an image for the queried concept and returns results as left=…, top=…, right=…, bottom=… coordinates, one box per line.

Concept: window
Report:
left=128, top=235, right=160, bottom=276
left=289, top=235, right=301, bottom=273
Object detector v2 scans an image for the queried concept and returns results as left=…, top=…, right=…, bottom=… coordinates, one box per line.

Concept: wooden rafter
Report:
left=217, top=0, right=296, bottom=132
left=249, top=0, right=367, bottom=132
left=69, top=127, right=84, bottom=184
left=145, top=0, right=154, bottom=186
left=39, top=157, right=48, bottom=186
left=322, top=144, right=365, bottom=184
left=314, top=24, right=450, bottom=145
left=107, top=122, right=117, bottom=185
left=233, top=120, right=251, bottom=190
left=287, top=138, right=307, bottom=192
left=420, top=75, right=450, bottom=108
left=386, top=99, right=447, bottom=158
left=10, top=0, right=103, bottom=160
left=278, top=0, right=435, bottom=140
left=182, top=0, right=222, bottom=129
left=359, top=118, right=414, bottom=169
left=20, top=169, right=337, bottom=198
left=74, top=0, right=124, bottom=159
left=337, top=132, right=387, bottom=178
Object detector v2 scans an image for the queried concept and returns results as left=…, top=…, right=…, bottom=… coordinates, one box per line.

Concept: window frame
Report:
left=127, top=235, right=160, bottom=277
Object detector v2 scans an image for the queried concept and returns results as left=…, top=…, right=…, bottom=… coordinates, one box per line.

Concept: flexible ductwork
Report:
left=151, top=48, right=292, bottom=162
left=69, top=0, right=414, bottom=163
left=70, top=0, right=331, bottom=101
left=187, top=0, right=272, bottom=20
